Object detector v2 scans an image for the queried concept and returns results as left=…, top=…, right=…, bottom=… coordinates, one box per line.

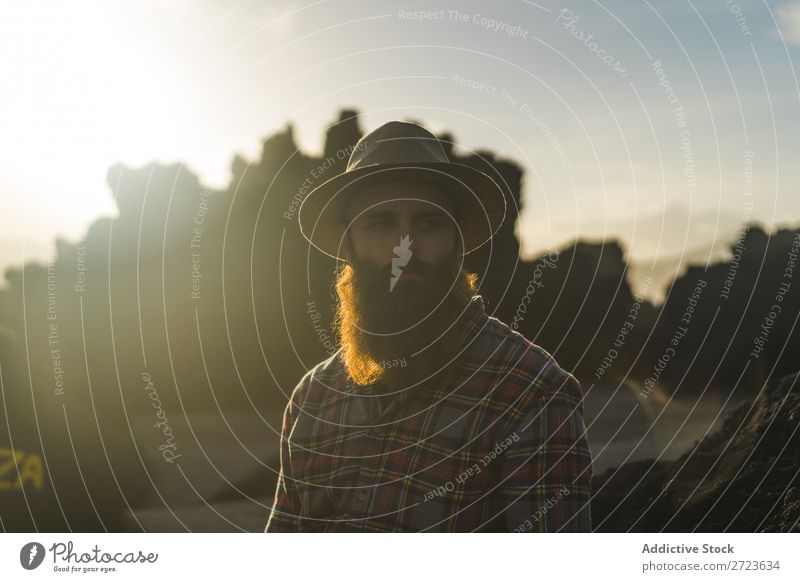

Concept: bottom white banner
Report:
left=0, top=533, right=796, bottom=580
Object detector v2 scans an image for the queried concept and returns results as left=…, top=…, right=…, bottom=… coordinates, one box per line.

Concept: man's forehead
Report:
left=345, top=180, right=455, bottom=215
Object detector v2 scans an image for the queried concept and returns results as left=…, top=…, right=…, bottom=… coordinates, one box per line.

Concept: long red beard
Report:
left=333, top=253, right=477, bottom=389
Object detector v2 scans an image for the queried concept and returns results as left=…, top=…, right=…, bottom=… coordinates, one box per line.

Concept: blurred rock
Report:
left=592, top=370, right=800, bottom=532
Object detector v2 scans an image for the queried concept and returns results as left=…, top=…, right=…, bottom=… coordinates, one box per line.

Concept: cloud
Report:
left=775, top=2, right=800, bottom=45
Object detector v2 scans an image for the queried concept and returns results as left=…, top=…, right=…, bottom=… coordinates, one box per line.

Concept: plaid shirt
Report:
left=265, top=295, right=593, bottom=532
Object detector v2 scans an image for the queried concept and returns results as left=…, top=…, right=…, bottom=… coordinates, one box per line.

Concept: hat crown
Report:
left=347, top=121, right=449, bottom=171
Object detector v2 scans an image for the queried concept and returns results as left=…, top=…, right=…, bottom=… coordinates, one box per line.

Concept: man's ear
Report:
left=339, top=230, right=354, bottom=262
left=454, top=220, right=466, bottom=255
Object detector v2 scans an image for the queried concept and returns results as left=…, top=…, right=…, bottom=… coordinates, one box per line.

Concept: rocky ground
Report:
left=591, top=370, right=800, bottom=532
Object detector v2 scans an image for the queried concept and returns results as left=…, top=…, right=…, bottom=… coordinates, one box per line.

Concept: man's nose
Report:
left=395, top=218, right=416, bottom=245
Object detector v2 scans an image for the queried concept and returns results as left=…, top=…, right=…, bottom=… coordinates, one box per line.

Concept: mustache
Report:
left=352, top=254, right=456, bottom=283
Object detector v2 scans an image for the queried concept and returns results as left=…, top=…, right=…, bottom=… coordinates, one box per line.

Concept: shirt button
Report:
left=357, top=490, right=369, bottom=502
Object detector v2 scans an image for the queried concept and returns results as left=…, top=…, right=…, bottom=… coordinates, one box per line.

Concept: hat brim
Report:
left=298, top=162, right=506, bottom=260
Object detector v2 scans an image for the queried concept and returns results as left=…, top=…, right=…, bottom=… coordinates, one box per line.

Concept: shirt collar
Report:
left=460, top=294, right=488, bottom=341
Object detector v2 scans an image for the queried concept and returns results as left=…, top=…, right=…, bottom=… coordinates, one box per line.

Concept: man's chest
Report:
left=287, top=391, right=506, bottom=531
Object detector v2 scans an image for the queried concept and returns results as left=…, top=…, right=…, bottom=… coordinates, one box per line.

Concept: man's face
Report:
left=340, top=179, right=461, bottom=268
left=332, top=179, right=477, bottom=389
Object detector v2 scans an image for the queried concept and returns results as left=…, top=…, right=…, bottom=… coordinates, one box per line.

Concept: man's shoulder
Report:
left=465, top=311, right=584, bottom=407
left=286, top=348, right=348, bottom=415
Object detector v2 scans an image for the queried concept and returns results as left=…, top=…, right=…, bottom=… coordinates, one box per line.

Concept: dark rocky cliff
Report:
left=592, top=370, right=800, bottom=532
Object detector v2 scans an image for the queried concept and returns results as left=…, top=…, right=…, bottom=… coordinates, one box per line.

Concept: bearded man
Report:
left=266, top=121, right=593, bottom=532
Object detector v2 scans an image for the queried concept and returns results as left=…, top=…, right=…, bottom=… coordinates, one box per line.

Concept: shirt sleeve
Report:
left=493, top=372, right=593, bottom=532
left=265, top=396, right=303, bottom=532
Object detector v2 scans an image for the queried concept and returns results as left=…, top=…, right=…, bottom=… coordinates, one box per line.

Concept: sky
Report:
left=2, top=0, right=799, bottom=301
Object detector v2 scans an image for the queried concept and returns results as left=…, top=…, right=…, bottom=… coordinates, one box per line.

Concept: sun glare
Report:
left=0, top=1, right=193, bottom=248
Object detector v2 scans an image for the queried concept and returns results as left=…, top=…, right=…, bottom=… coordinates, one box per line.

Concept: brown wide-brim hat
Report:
left=298, top=120, right=506, bottom=260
